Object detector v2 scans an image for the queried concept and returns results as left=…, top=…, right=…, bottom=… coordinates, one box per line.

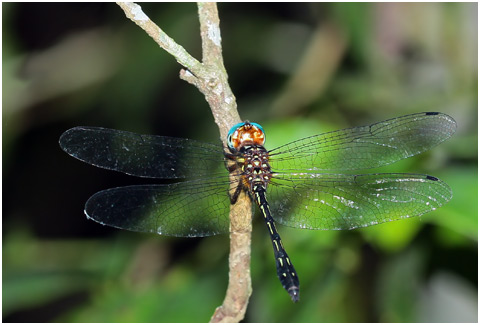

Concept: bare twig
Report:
left=116, top=2, right=251, bottom=322
left=116, top=2, right=202, bottom=74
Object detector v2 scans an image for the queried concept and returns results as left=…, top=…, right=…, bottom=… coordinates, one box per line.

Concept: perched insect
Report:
left=59, top=112, right=456, bottom=301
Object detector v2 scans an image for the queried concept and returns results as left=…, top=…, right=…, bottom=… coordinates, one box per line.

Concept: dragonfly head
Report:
left=227, top=121, right=265, bottom=152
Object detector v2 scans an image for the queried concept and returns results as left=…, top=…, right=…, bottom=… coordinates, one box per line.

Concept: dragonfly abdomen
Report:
left=253, top=185, right=300, bottom=302
left=235, top=140, right=300, bottom=301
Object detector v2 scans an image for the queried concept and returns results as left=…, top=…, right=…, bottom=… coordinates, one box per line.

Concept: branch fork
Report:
left=116, top=2, right=251, bottom=322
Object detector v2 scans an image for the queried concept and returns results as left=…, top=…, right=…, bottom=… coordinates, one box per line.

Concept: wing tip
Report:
left=426, top=175, right=439, bottom=181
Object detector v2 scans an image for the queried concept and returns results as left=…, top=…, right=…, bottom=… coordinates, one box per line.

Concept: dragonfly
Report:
left=59, top=112, right=456, bottom=302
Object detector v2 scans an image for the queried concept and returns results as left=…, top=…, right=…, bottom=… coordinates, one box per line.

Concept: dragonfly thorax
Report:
left=239, top=145, right=272, bottom=192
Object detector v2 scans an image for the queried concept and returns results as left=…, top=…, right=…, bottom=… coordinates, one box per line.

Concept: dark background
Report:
left=3, top=2, right=477, bottom=322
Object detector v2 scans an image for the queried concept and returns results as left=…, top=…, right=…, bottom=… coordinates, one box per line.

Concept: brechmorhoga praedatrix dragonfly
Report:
left=59, top=112, right=455, bottom=302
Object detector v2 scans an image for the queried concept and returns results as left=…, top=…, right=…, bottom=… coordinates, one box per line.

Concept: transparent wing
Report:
left=267, top=172, right=452, bottom=230
left=85, top=176, right=233, bottom=237
left=268, top=112, right=456, bottom=171
left=59, top=126, right=225, bottom=179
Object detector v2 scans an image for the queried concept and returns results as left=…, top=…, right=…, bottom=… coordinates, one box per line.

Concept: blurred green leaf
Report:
left=361, top=218, right=422, bottom=253
left=376, top=247, right=425, bottom=322
left=423, top=167, right=477, bottom=240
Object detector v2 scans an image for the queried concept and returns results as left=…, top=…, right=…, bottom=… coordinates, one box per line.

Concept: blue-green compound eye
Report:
left=250, top=122, right=264, bottom=133
left=227, top=121, right=265, bottom=151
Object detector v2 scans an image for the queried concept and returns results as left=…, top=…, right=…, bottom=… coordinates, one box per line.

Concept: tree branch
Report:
left=198, top=3, right=223, bottom=65
left=116, top=2, right=202, bottom=74
left=116, top=2, right=251, bottom=322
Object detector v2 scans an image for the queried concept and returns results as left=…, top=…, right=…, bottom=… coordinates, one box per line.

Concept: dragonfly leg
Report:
left=229, top=178, right=243, bottom=205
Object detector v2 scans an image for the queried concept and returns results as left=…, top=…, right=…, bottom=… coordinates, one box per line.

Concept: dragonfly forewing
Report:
left=268, top=112, right=456, bottom=172
left=59, top=126, right=225, bottom=179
